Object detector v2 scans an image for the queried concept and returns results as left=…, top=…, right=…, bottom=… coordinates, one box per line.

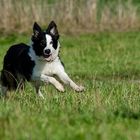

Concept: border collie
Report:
left=0, top=21, right=84, bottom=98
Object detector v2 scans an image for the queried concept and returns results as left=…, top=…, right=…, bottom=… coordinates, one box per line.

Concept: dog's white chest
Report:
left=32, top=58, right=63, bottom=79
left=42, top=62, right=56, bottom=75
left=29, top=47, right=63, bottom=79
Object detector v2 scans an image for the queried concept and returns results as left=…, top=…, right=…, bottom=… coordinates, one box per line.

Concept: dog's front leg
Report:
left=56, top=70, right=84, bottom=92
left=32, top=74, right=64, bottom=98
left=40, top=74, right=65, bottom=92
left=32, top=81, right=45, bottom=99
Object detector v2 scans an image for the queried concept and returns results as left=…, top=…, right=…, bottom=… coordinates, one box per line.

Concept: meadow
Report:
left=0, top=31, right=140, bottom=140
left=0, top=0, right=140, bottom=139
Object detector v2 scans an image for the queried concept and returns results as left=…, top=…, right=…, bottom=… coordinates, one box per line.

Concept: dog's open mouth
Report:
left=43, top=54, right=51, bottom=58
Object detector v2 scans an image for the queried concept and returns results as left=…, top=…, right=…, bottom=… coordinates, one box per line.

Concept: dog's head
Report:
left=31, top=21, right=60, bottom=62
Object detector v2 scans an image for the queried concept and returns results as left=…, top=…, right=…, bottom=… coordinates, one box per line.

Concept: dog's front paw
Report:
left=74, top=85, right=85, bottom=92
left=37, top=90, right=45, bottom=99
left=55, top=82, right=65, bottom=92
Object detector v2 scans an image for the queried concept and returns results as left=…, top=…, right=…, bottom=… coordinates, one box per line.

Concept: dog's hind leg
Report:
left=0, top=85, right=8, bottom=97
left=0, top=69, right=18, bottom=97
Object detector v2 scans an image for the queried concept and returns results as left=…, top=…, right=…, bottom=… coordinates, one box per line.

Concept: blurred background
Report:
left=0, top=0, right=140, bottom=34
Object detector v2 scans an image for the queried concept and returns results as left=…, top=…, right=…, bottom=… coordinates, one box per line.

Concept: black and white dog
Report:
left=0, top=21, right=84, bottom=98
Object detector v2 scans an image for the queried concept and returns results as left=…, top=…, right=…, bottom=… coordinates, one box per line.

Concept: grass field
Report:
left=0, top=32, right=140, bottom=140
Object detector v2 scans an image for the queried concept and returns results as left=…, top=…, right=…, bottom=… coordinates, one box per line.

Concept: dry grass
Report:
left=0, top=0, right=139, bottom=34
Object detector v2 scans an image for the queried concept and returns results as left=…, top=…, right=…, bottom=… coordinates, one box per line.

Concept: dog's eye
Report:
left=40, top=40, right=46, bottom=46
left=50, top=41, right=53, bottom=45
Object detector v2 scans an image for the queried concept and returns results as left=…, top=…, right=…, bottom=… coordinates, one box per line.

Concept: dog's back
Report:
left=1, top=43, right=35, bottom=90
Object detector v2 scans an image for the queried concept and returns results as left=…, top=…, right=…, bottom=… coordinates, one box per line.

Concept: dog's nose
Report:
left=44, top=49, right=51, bottom=54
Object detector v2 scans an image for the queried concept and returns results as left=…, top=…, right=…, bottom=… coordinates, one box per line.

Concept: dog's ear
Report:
left=32, top=22, right=42, bottom=41
left=46, top=21, right=59, bottom=40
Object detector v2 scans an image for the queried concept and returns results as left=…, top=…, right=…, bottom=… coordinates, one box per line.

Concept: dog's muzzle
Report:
left=43, top=49, right=51, bottom=58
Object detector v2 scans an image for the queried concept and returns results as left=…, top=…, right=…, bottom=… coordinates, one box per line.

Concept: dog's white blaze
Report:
left=45, top=34, right=52, bottom=51
left=44, top=34, right=60, bottom=62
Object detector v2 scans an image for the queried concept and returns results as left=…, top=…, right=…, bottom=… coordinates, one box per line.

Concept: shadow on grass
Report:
left=113, top=109, right=140, bottom=120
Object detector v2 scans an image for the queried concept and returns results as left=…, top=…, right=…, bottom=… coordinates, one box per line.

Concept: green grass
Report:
left=1, top=32, right=140, bottom=140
